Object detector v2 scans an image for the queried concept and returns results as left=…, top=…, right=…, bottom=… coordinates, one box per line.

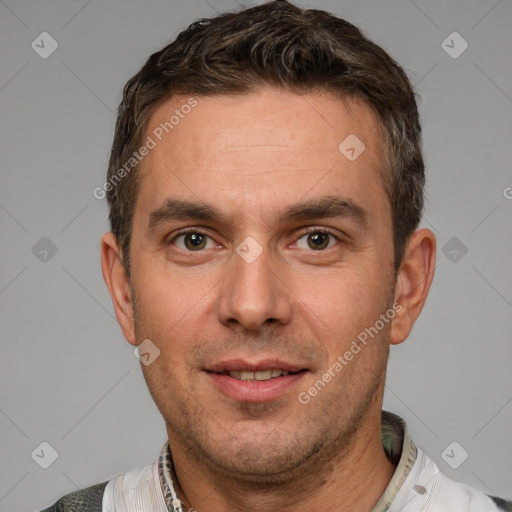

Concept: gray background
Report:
left=0, top=0, right=511, bottom=510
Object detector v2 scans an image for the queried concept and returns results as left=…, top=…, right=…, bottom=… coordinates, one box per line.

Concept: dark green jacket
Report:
left=41, top=482, right=107, bottom=512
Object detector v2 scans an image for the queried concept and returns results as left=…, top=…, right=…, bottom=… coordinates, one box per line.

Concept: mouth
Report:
left=204, top=359, right=309, bottom=403
left=217, top=368, right=296, bottom=381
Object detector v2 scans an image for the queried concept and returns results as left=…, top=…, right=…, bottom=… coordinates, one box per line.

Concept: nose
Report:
left=217, top=242, right=293, bottom=332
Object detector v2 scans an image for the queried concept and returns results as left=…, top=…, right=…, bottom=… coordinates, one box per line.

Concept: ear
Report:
left=101, top=232, right=137, bottom=346
left=390, top=228, right=436, bottom=345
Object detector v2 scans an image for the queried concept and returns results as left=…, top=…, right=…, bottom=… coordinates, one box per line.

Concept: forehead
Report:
left=136, top=87, right=388, bottom=225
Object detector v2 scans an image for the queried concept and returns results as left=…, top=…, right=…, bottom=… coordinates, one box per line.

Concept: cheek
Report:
left=131, top=270, right=208, bottom=362
left=296, top=268, right=384, bottom=339
left=134, top=254, right=207, bottom=317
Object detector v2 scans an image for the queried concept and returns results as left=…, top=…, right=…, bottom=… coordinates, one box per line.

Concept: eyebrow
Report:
left=148, top=195, right=368, bottom=231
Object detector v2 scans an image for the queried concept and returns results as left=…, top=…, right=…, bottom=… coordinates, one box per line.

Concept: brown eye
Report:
left=296, top=230, right=337, bottom=251
left=172, top=232, right=214, bottom=251
left=307, top=232, right=329, bottom=250
left=184, top=233, right=206, bottom=250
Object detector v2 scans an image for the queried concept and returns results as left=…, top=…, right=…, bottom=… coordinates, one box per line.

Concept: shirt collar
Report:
left=371, top=411, right=418, bottom=511
left=157, top=410, right=417, bottom=512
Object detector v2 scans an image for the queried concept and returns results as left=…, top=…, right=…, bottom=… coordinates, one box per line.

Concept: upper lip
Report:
left=204, top=358, right=307, bottom=373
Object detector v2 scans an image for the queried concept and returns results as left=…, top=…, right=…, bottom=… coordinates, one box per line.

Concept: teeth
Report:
left=255, top=370, right=272, bottom=381
left=228, top=369, right=290, bottom=380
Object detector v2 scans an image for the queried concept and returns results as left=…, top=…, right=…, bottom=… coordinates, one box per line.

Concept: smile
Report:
left=205, top=361, right=308, bottom=402
left=220, top=369, right=292, bottom=380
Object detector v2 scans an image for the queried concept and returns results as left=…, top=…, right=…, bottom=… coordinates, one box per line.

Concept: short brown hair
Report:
left=106, top=0, right=424, bottom=275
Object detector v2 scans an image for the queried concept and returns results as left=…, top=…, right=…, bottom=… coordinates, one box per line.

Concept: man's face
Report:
left=127, top=88, right=397, bottom=480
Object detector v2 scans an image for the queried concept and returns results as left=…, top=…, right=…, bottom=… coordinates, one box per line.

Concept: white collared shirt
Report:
left=102, top=411, right=512, bottom=512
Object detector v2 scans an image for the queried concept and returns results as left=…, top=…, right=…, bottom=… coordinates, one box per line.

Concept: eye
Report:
left=169, top=228, right=341, bottom=253
left=295, top=229, right=339, bottom=251
left=171, top=231, right=217, bottom=251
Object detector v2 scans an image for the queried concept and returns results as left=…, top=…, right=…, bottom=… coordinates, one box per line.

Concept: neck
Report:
left=168, top=408, right=396, bottom=512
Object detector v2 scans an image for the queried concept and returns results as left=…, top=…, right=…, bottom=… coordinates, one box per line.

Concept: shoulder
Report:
left=40, top=481, right=108, bottom=512
left=395, top=440, right=512, bottom=512
left=430, top=463, right=512, bottom=511
left=489, top=496, right=512, bottom=511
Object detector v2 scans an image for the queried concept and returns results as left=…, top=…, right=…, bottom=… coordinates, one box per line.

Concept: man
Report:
left=42, top=1, right=511, bottom=511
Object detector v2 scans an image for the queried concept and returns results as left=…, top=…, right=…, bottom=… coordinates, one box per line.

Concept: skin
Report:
left=102, top=87, right=436, bottom=512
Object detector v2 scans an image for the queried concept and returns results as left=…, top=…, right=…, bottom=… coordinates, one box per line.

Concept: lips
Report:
left=204, top=359, right=308, bottom=402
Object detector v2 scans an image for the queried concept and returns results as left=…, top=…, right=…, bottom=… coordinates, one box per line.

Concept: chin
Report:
left=179, top=420, right=330, bottom=487
left=207, top=443, right=318, bottom=485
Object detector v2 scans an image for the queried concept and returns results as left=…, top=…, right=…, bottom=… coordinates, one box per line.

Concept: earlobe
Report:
left=390, top=228, right=436, bottom=345
left=101, top=232, right=137, bottom=346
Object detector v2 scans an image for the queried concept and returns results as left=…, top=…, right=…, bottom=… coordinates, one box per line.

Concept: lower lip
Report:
left=206, top=371, right=307, bottom=403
